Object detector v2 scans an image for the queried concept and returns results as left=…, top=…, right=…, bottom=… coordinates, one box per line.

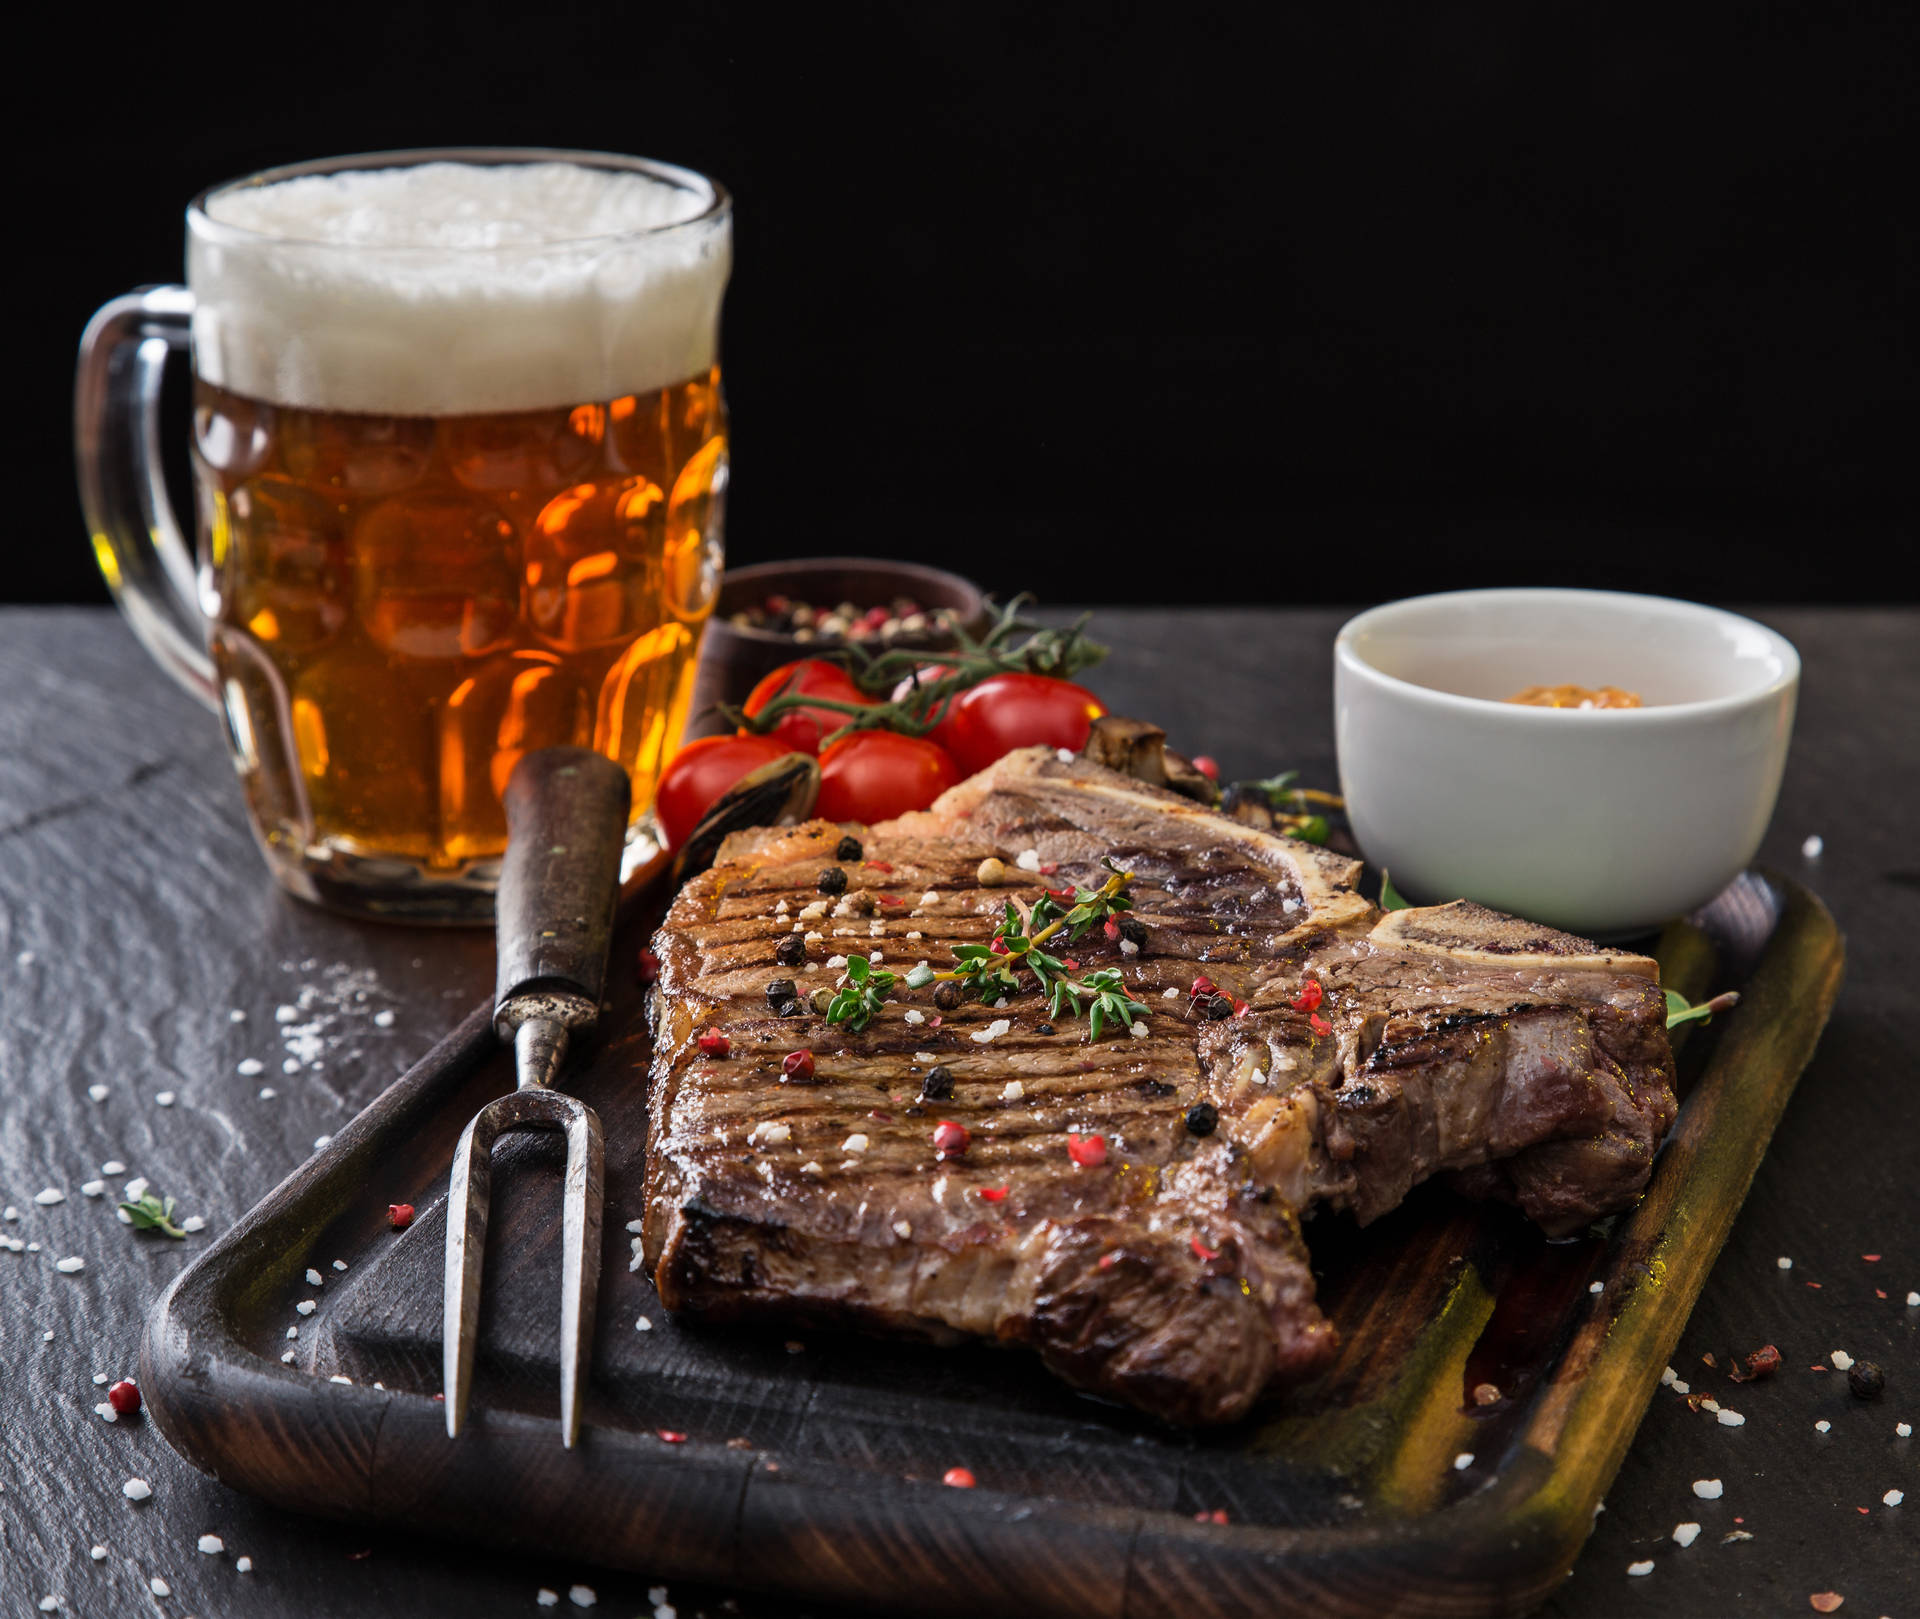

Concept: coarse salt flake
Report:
left=1016, top=850, right=1042, bottom=872
left=635, top=1316, right=652, bottom=1331
left=1830, top=1350, right=1854, bottom=1370
left=1163, top=987, right=1179, bottom=999
left=1589, top=1281, right=1604, bottom=1294
left=181, top=1215, right=205, bottom=1232
left=914, top=1051, right=937, bottom=1063
left=1672, top=1379, right=1691, bottom=1394
left=1057, top=748, right=1076, bottom=762
left=286, top=1327, right=299, bottom=1339
left=1907, top=1292, right=1920, bottom=1306
left=570, top=1586, right=597, bottom=1608
left=842, top=1134, right=869, bottom=1154
left=537, top=1593, right=560, bottom=1608
left=149, top=1577, right=170, bottom=1596
left=1815, top=1420, right=1831, bottom=1432
left=800, top=1161, right=823, bottom=1177
left=198, top=1534, right=224, bottom=1553
left=281, top=1350, right=296, bottom=1364
left=826, top=955, right=847, bottom=969
left=1003, top=1080, right=1024, bottom=1101
left=88, top=1084, right=109, bottom=1102
left=55, top=1256, right=85, bottom=1274
left=971, top=1019, right=1012, bottom=1044
left=92, top=1372, right=108, bottom=1385
left=122, top=1478, right=152, bottom=1501
left=90, top=1546, right=106, bottom=1560
left=1897, top=1423, right=1911, bottom=1437
left=275, top=1005, right=297, bottom=1022
left=34, top=1188, right=65, bottom=1206
left=1886, top=1490, right=1905, bottom=1506
left=893, top=1220, right=912, bottom=1238
left=295, top=1299, right=317, bottom=1316
left=1692, top=1479, right=1722, bottom=1499
left=95, top=1402, right=117, bottom=1422
left=237, top=1556, right=253, bottom=1572
left=306, top=1268, right=323, bottom=1285
left=1701, top=1398, right=1720, bottom=1413
left=81, top=1181, right=105, bottom=1198
left=237, top=1059, right=264, bottom=1077
left=1453, top=1452, right=1473, bottom=1470
left=1777, top=1256, right=1793, bottom=1269
left=1129, top=1020, right=1148, bottom=1038
left=1717, top=1409, right=1745, bottom=1426
left=904, top=1009, right=925, bottom=1024
left=123, top=1177, right=148, bottom=1201
left=1627, top=1559, right=1654, bottom=1576
left=1672, top=1522, right=1700, bottom=1547
left=101, top=1161, right=125, bottom=1176
left=920, top=891, right=939, bottom=907
left=1660, top=1366, right=1676, bottom=1386
left=1802, top=834, right=1824, bottom=858
left=1120, top=938, right=1140, bottom=955
left=154, top=1092, right=176, bottom=1107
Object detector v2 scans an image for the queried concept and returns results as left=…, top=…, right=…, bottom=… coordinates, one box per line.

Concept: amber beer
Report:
left=179, top=154, right=732, bottom=915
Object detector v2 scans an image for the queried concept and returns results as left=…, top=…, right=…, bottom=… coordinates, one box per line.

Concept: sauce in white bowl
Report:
left=1334, top=589, right=1799, bottom=938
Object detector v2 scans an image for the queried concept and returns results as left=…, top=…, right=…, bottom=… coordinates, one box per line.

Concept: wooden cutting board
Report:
left=140, top=869, right=1841, bottom=1619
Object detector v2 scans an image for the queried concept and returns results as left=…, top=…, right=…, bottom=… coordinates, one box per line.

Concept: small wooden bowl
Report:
left=684, top=558, right=989, bottom=739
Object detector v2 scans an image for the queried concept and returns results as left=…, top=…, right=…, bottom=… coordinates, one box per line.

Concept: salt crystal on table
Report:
left=636, top=1316, right=653, bottom=1331
left=38, top=1597, right=56, bottom=1613
left=230, top=1009, right=247, bottom=1022
left=1816, top=1420, right=1831, bottom=1433
left=570, top=1587, right=597, bottom=1608
left=538, top=1594, right=560, bottom=1609
left=1692, top=1479, right=1722, bottom=1499
left=259, top=1087, right=277, bottom=1099
left=100, top=1162, right=125, bottom=1176
left=1672, top=1522, right=1700, bottom=1547
left=295, top=1299, right=317, bottom=1316
left=374, top=1010, right=395, bottom=1028
left=80, top=1181, right=104, bottom=1198
left=1672, top=1380, right=1691, bottom=1395
left=149, top=1576, right=170, bottom=1596
left=2, top=1207, right=15, bottom=1220
left=280, top=1350, right=296, bottom=1364
left=1830, top=1350, right=1854, bottom=1370
left=123, top=1178, right=148, bottom=1201
left=237, top=1058, right=264, bottom=1076
left=122, top=1478, right=152, bottom=1501
left=237, top=1556, right=253, bottom=1572
left=1777, top=1256, right=1792, bottom=1269
left=154, top=1092, right=176, bottom=1107
left=1627, top=1559, right=1654, bottom=1576
left=90, top=1546, right=106, bottom=1561
left=34, top=1188, right=65, bottom=1205
left=55, top=1257, right=85, bottom=1274
left=306, top=1268, right=322, bottom=1286
left=1701, top=1398, right=1720, bottom=1413
left=180, top=1216, right=205, bottom=1233
left=1898, top=1423, right=1912, bottom=1437
left=332, top=1259, right=348, bottom=1271
left=1453, top=1453, right=1473, bottom=1470
left=276, top=1005, right=297, bottom=1022
left=92, top=1373, right=108, bottom=1385
left=95, top=1403, right=118, bottom=1422
left=313, top=1136, right=332, bottom=1150
left=88, top=1084, right=108, bottom=1102
left=1907, top=1293, right=1919, bottom=1307
left=1717, top=1409, right=1745, bottom=1426
left=284, top=1058, right=301, bottom=1074
left=198, top=1534, right=223, bottom=1554
left=1802, top=834, right=1824, bottom=859
left=1886, top=1490, right=1905, bottom=1506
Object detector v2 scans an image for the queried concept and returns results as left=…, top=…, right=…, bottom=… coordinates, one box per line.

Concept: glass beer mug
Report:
left=75, top=148, right=731, bottom=922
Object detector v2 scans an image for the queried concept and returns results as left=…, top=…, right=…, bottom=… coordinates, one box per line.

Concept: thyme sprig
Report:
left=826, top=953, right=897, bottom=1033
left=119, top=1190, right=187, bottom=1239
left=723, top=596, right=1108, bottom=750
left=1378, top=869, right=1412, bottom=911
left=898, top=863, right=1151, bottom=1041
left=1664, top=987, right=1741, bottom=1029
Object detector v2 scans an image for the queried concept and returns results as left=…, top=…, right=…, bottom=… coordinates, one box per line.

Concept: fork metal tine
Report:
left=442, top=1086, right=605, bottom=1445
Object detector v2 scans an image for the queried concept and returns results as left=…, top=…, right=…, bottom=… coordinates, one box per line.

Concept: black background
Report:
left=24, top=2, right=1916, bottom=607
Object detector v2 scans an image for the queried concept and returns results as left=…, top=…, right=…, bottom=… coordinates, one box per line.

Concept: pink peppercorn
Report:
left=107, top=1379, right=141, bottom=1416
left=1067, top=1132, right=1107, bottom=1168
left=697, top=1027, right=731, bottom=1057
left=388, top=1203, right=415, bottom=1230
left=932, top=1120, right=970, bottom=1158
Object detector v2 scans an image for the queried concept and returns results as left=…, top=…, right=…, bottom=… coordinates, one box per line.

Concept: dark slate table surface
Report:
left=1, top=605, right=1913, bottom=1619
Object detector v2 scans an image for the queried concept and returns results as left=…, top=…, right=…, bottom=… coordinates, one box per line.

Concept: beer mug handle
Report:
left=74, top=284, right=219, bottom=710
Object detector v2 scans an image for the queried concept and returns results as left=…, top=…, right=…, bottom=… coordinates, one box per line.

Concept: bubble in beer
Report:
left=226, top=475, right=350, bottom=650
left=526, top=477, right=666, bottom=652
left=446, top=405, right=606, bottom=494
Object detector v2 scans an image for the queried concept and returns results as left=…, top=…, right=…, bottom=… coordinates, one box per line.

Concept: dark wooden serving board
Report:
left=141, top=868, right=1841, bottom=1619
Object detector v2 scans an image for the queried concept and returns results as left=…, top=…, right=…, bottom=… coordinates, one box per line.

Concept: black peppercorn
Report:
left=1848, top=1360, right=1886, bottom=1400
left=1035, top=1022, right=1055, bottom=1036
left=775, top=933, right=807, bottom=967
left=1206, top=993, right=1233, bottom=1021
left=1185, top=1101, right=1219, bottom=1136
left=932, top=981, right=963, bottom=1012
left=775, top=999, right=803, bottom=1019
left=817, top=867, right=848, bottom=896
left=835, top=835, right=864, bottom=862
left=1118, top=916, right=1148, bottom=947
left=765, top=978, right=797, bottom=1005
left=920, top=1065, right=954, bottom=1102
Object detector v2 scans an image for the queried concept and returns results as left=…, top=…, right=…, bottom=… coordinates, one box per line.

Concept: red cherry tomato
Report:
left=654, top=732, right=792, bottom=849
left=816, top=730, right=960, bottom=824
left=743, top=659, right=872, bottom=754
left=928, top=673, right=1107, bottom=776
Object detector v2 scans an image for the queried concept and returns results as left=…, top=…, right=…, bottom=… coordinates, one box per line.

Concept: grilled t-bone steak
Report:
left=642, top=748, right=1676, bottom=1425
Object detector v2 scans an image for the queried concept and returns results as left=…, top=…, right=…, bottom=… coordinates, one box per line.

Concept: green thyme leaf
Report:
left=1285, top=814, right=1330, bottom=845
left=1379, top=870, right=1411, bottom=911
left=118, top=1190, right=187, bottom=1239
left=1665, top=988, right=1741, bottom=1029
left=905, top=963, right=937, bottom=989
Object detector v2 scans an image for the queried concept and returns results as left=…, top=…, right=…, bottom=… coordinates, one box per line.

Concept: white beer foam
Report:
left=190, top=161, right=729, bottom=415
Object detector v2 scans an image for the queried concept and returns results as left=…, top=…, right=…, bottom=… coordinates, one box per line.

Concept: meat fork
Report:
left=443, top=747, right=630, bottom=1447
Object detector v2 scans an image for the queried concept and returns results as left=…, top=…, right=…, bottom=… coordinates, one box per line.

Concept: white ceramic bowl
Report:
left=1334, top=589, right=1799, bottom=939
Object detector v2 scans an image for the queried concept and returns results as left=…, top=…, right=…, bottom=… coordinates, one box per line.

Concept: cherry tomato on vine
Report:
left=654, top=732, right=793, bottom=849
left=927, top=673, right=1107, bottom=776
left=815, top=731, right=961, bottom=824
left=743, top=659, right=873, bottom=754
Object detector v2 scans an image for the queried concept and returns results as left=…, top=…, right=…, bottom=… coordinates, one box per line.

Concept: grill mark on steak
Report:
left=643, top=747, right=1677, bottom=1424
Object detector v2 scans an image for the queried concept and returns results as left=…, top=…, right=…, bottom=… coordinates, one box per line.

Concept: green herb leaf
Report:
left=118, top=1191, right=187, bottom=1239
left=824, top=955, right=897, bottom=1033
left=1285, top=814, right=1330, bottom=845
left=1665, top=988, right=1741, bottom=1029
left=1379, top=870, right=1411, bottom=911
left=904, top=963, right=936, bottom=989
